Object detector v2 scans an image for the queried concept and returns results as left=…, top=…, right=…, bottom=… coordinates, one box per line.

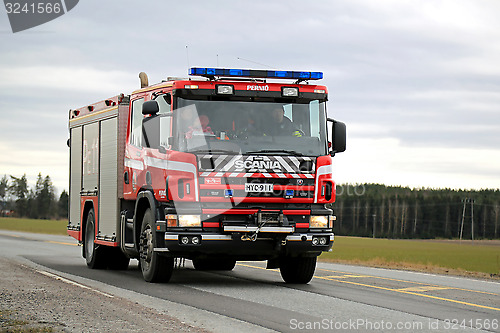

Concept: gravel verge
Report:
left=0, top=257, right=210, bottom=333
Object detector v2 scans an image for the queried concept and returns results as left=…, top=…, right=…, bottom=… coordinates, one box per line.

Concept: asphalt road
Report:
left=1, top=230, right=499, bottom=332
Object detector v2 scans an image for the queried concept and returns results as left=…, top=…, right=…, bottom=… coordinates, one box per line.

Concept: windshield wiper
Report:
left=246, top=149, right=304, bottom=156
left=189, top=149, right=240, bottom=155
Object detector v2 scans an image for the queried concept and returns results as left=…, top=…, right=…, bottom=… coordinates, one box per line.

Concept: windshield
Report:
left=173, top=97, right=328, bottom=156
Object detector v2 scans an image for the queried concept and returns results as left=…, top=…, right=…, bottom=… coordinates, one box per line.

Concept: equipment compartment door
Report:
left=69, top=126, right=82, bottom=228
left=99, top=117, right=119, bottom=237
left=82, top=122, right=99, bottom=192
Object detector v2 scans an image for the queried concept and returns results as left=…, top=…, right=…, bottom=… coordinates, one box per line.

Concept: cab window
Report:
left=130, top=98, right=145, bottom=147
left=155, top=94, right=172, bottom=147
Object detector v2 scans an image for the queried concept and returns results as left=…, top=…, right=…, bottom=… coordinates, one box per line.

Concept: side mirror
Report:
left=328, top=118, right=346, bottom=154
left=333, top=121, right=346, bottom=153
left=142, top=100, right=159, bottom=115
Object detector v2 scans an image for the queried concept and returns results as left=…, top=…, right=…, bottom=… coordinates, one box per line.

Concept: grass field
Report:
left=1, top=217, right=499, bottom=277
left=322, top=236, right=500, bottom=277
left=0, top=217, right=68, bottom=235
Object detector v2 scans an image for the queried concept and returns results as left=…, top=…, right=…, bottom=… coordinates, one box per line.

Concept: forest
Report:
left=329, top=184, right=500, bottom=239
left=0, top=174, right=68, bottom=220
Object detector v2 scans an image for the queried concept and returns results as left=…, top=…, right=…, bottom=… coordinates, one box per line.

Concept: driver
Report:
left=263, top=107, right=303, bottom=137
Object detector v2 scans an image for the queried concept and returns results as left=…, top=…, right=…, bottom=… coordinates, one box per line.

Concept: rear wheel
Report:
left=192, top=258, right=236, bottom=271
left=139, top=208, right=174, bottom=282
left=279, top=256, right=317, bottom=284
left=84, top=209, right=107, bottom=269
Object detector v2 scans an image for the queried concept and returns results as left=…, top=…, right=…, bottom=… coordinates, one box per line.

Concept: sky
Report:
left=1, top=0, right=500, bottom=195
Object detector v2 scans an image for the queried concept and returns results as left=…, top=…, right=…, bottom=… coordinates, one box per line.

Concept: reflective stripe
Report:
left=199, top=172, right=314, bottom=179
left=164, top=234, right=178, bottom=241
left=124, top=158, right=144, bottom=171
left=202, top=234, right=232, bottom=241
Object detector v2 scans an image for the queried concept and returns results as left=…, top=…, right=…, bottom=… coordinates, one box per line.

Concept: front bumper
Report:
left=155, top=230, right=334, bottom=259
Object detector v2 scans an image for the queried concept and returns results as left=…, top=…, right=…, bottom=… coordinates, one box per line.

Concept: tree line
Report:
left=329, top=184, right=500, bottom=240
left=0, top=174, right=68, bottom=220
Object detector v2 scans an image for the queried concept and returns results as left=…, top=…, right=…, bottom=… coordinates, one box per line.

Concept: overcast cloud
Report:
left=1, top=0, right=500, bottom=193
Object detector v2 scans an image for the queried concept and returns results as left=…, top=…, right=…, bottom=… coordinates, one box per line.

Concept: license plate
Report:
left=245, top=183, right=273, bottom=193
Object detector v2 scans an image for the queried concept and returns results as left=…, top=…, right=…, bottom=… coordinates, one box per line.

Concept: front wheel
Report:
left=279, top=256, right=317, bottom=284
left=139, top=208, right=174, bottom=282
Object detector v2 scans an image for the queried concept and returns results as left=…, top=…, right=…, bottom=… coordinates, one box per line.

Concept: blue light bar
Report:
left=189, top=67, right=323, bottom=80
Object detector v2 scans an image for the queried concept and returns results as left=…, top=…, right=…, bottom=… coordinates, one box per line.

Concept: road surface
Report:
left=0, top=230, right=499, bottom=332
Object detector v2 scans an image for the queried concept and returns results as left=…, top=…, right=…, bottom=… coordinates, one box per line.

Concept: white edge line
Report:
left=37, top=270, right=115, bottom=298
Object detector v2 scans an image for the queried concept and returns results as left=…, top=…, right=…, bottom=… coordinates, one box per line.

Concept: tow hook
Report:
left=241, top=222, right=266, bottom=242
left=241, top=234, right=257, bottom=242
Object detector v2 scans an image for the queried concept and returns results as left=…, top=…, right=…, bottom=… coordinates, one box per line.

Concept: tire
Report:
left=84, top=209, right=107, bottom=269
left=107, top=247, right=130, bottom=270
left=139, top=208, right=174, bottom=282
left=279, top=256, right=317, bottom=284
left=192, top=258, right=236, bottom=271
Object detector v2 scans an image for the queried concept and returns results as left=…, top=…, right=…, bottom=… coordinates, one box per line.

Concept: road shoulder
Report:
left=0, top=257, right=209, bottom=332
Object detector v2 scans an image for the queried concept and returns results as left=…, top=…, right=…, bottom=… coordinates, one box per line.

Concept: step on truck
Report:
left=67, top=67, right=346, bottom=284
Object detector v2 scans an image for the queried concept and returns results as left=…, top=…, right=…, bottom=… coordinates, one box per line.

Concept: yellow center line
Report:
left=398, top=286, right=453, bottom=292
left=318, top=268, right=500, bottom=297
left=237, top=263, right=278, bottom=272
left=237, top=263, right=500, bottom=312
left=326, top=274, right=370, bottom=279
left=316, top=276, right=500, bottom=312
left=46, top=240, right=79, bottom=246
left=0, top=233, right=22, bottom=238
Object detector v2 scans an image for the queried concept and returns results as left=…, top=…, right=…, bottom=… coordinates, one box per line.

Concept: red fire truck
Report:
left=67, top=68, right=346, bottom=284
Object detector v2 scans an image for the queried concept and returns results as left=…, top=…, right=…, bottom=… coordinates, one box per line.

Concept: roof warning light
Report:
left=189, top=67, right=323, bottom=81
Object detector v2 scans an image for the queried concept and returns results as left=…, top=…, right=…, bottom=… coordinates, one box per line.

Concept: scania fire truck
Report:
left=67, top=67, right=346, bottom=284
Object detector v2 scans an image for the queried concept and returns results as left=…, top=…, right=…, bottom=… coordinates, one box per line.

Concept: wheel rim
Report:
left=86, top=221, right=94, bottom=260
left=140, top=225, right=154, bottom=271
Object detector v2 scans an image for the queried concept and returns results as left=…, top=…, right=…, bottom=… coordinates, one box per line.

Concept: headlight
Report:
left=178, top=215, right=201, bottom=227
left=309, top=215, right=328, bottom=228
